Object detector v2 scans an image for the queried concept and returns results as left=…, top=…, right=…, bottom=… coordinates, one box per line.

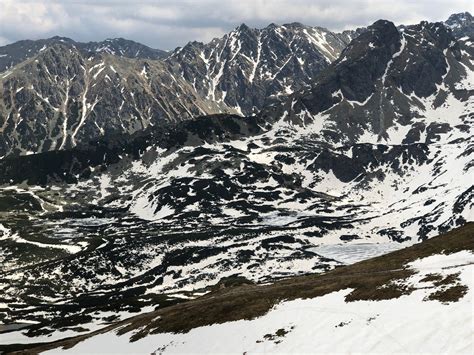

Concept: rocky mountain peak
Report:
left=339, top=19, right=399, bottom=64
left=266, top=22, right=279, bottom=29
left=0, top=42, right=231, bottom=156
left=49, top=35, right=75, bottom=43
left=235, top=23, right=252, bottom=32
left=446, top=11, right=473, bottom=27
left=284, top=22, right=306, bottom=29
left=80, top=37, right=168, bottom=59
left=445, top=11, right=473, bottom=38
left=0, top=21, right=362, bottom=157
left=165, top=21, right=354, bottom=117
left=291, top=19, right=402, bottom=109
left=2, top=16, right=469, bottom=159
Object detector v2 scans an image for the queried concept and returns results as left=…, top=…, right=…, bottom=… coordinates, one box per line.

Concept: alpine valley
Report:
left=0, top=11, right=472, bottom=354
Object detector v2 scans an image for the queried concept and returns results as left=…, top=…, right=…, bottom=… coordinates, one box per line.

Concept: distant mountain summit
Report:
left=80, top=37, right=169, bottom=59
left=0, top=37, right=168, bottom=73
left=445, top=11, right=473, bottom=38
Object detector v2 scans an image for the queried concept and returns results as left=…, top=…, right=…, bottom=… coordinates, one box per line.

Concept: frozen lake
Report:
left=309, top=242, right=406, bottom=264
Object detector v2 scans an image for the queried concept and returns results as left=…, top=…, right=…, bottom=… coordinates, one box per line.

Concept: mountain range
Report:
left=0, top=22, right=363, bottom=157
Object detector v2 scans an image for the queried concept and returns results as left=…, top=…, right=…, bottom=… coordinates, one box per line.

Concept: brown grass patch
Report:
left=427, top=285, right=469, bottom=303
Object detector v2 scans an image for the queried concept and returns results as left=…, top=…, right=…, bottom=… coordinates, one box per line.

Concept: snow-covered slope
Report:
left=0, top=17, right=472, bottom=348
left=57, top=251, right=474, bottom=354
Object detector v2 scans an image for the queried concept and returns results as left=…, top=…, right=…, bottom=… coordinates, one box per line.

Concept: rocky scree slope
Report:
left=0, top=45, right=229, bottom=157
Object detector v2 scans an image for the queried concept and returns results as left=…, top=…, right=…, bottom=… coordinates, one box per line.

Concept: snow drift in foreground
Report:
left=51, top=250, right=474, bottom=354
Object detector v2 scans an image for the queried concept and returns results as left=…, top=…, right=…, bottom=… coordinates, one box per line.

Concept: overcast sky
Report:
left=0, top=0, right=472, bottom=50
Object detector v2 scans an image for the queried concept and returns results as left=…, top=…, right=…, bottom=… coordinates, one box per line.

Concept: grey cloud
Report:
left=0, top=0, right=472, bottom=49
